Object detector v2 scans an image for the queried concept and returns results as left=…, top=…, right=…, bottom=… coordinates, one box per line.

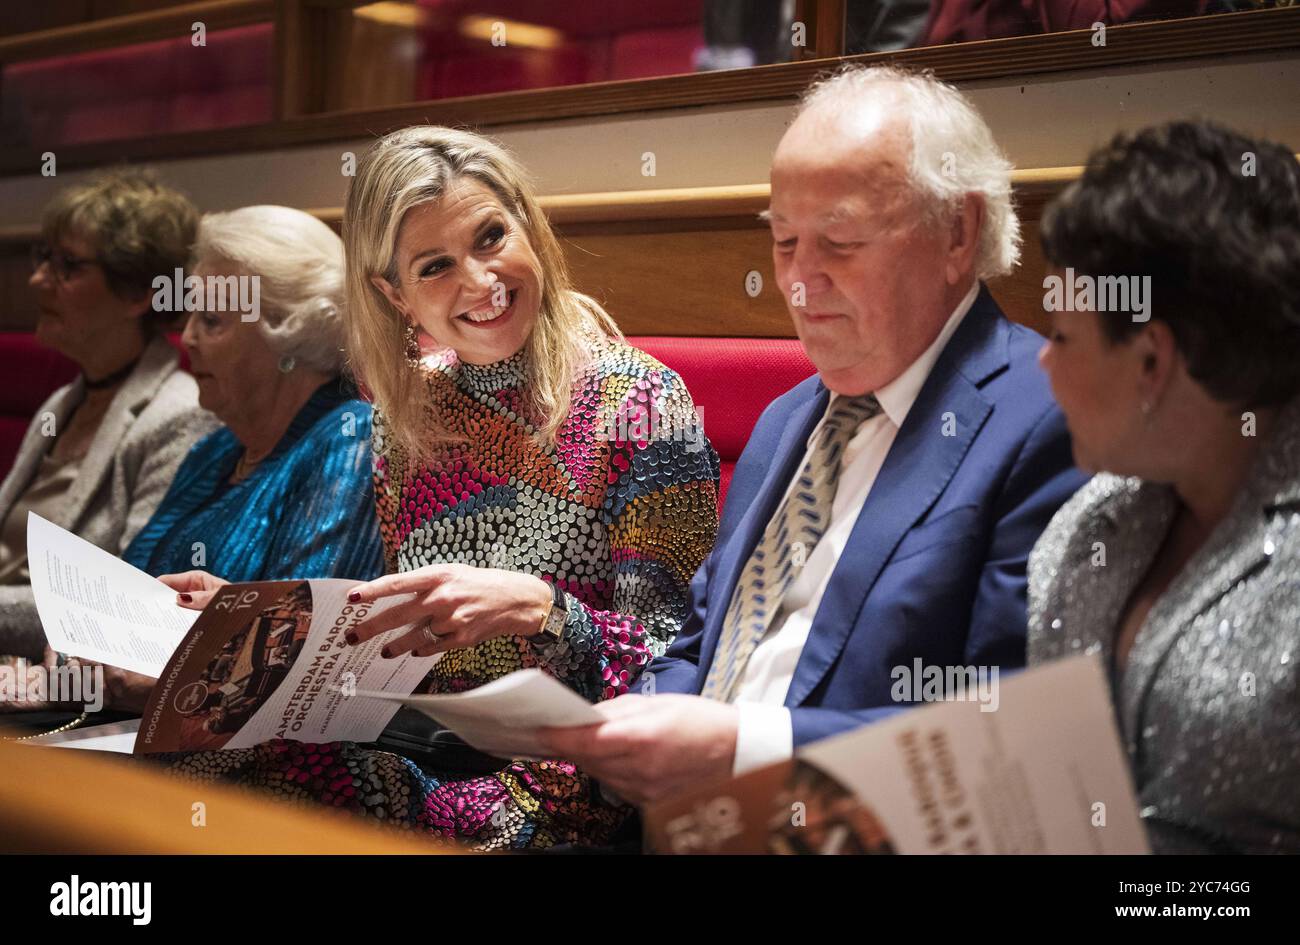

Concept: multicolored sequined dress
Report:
left=160, top=334, right=720, bottom=849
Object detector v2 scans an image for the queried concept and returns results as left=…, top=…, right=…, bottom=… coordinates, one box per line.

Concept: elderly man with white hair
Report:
left=542, top=65, right=1088, bottom=807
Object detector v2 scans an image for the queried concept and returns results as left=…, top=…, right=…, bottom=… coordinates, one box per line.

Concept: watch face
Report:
left=542, top=595, right=567, bottom=638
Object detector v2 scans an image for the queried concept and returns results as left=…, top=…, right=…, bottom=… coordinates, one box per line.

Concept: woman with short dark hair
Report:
left=1031, top=120, right=1300, bottom=853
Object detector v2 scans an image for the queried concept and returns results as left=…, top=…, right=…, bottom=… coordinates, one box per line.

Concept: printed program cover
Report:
left=644, top=656, right=1149, bottom=855
left=134, top=579, right=438, bottom=753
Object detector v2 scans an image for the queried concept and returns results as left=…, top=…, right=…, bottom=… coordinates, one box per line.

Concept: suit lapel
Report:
left=786, top=295, right=1006, bottom=707
left=696, top=383, right=831, bottom=679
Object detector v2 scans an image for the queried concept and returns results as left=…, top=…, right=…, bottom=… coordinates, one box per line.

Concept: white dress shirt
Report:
left=730, top=282, right=979, bottom=775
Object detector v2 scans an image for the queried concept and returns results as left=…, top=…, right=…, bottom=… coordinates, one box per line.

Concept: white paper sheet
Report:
left=27, top=718, right=141, bottom=753
left=357, top=668, right=601, bottom=760
left=26, top=513, right=197, bottom=677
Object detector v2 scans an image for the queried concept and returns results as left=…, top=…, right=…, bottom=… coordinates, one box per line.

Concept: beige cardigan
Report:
left=0, top=336, right=217, bottom=657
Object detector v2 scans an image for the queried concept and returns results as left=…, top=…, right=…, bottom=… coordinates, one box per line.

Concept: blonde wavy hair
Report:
left=343, top=126, right=621, bottom=461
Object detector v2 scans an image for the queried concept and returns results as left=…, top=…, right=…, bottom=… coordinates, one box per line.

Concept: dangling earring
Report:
left=404, top=322, right=422, bottom=369
left=278, top=355, right=296, bottom=374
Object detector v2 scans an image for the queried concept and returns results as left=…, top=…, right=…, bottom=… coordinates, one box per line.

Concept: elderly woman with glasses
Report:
left=0, top=169, right=215, bottom=660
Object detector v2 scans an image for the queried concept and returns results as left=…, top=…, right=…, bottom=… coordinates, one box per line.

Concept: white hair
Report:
left=796, top=64, right=1022, bottom=280
left=193, top=205, right=346, bottom=373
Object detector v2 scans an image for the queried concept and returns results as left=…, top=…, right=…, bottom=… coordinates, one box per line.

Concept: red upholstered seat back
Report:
left=0, top=334, right=189, bottom=477
left=626, top=336, right=815, bottom=509
left=416, top=0, right=704, bottom=98
left=3, top=25, right=273, bottom=147
left=0, top=335, right=79, bottom=474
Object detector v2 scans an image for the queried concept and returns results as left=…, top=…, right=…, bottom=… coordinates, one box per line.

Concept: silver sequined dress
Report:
left=1028, top=397, right=1300, bottom=854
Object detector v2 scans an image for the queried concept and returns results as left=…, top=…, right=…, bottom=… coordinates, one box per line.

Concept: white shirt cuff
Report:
left=732, top=703, right=794, bottom=777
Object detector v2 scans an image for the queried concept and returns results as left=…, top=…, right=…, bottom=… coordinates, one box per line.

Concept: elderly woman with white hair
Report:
left=122, top=205, right=384, bottom=585
left=12, top=207, right=385, bottom=720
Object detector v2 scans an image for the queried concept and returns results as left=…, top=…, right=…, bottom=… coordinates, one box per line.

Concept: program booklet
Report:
left=644, top=655, right=1150, bottom=855
left=134, top=579, right=441, bottom=753
left=28, top=515, right=604, bottom=760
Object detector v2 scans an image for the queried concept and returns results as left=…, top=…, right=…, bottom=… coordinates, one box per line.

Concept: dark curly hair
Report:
left=41, top=167, right=198, bottom=335
left=1041, top=120, right=1300, bottom=408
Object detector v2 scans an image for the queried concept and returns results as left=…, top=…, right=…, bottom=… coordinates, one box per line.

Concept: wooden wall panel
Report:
left=557, top=217, right=1052, bottom=339
left=0, top=178, right=1068, bottom=337
left=987, top=217, right=1050, bottom=339
left=0, top=3, right=93, bottom=39
left=558, top=224, right=794, bottom=338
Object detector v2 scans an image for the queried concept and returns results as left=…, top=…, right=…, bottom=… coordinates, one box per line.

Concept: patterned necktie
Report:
left=702, top=393, right=882, bottom=703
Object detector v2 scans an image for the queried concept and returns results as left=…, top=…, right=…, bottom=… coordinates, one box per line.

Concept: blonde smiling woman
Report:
left=159, top=126, right=721, bottom=851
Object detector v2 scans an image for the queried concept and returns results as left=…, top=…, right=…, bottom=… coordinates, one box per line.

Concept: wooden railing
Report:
left=0, top=727, right=446, bottom=853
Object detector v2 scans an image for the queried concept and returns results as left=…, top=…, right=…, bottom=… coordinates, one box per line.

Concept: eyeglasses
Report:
left=30, top=243, right=103, bottom=283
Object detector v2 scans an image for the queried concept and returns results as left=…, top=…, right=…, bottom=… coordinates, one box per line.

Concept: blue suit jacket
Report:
left=647, top=287, right=1088, bottom=748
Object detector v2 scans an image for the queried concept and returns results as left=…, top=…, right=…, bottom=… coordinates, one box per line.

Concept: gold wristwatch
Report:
left=537, top=582, right=568, bottom=642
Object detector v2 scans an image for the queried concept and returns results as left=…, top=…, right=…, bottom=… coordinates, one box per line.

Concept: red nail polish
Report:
left=179, top=593, right=192, bottom=603
left=347, top=591, right=361, bottom=603
left=345, top=632, right=358, bottom=645
left=381, top=647, right=392, bottom=659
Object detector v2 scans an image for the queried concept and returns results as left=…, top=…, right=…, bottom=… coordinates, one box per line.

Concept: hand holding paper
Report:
left=26, top=512, right=198, bottom=677
left=357, top=668, right=602, bottom=760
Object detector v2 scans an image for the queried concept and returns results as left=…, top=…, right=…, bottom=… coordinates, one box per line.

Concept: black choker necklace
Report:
left=83, top=357, right=139, bottom=391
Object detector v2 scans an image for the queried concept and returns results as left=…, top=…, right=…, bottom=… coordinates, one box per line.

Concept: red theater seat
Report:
left=0, top=335, right=189, bottom=477
left=608, top=27, right=702, bottom=80
left=433, top=45, right=597, bottom=99
left=627, top=336, right=815, bottom=507
left=416, top=0, right=702, bottom=99
left=2, top=24, right=273, bottom=147
left=0, top=335, right=79, bottom=474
